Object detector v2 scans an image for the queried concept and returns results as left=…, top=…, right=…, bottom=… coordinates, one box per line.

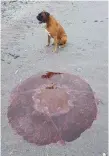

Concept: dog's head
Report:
left=37, top=11, right=50, bottom=24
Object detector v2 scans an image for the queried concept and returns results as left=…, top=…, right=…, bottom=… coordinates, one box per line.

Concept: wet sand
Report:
left=1, top=1, right=108, bottom=156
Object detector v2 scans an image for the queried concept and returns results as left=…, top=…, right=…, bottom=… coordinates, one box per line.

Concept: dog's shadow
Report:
left=44, top=43, right=69, bottom=54
left=38, top=42, right=72, bottom=55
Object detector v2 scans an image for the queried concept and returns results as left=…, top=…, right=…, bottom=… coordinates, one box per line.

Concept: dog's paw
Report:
left=46, top=44, right=50, bottom=47
left=52, top=48, right=57, bottom=53
left=52, top=42, right=55, bottom=45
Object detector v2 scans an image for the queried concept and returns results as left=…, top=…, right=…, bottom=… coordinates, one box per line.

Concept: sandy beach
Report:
left=1, top=1, right=108, bottom=156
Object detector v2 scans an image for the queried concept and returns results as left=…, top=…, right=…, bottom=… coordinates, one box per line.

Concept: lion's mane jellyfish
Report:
left=7, top=72, right=97, bottom=146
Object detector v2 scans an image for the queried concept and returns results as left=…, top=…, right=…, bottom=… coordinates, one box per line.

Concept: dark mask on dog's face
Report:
left=37, top=11, right=50, bottom=24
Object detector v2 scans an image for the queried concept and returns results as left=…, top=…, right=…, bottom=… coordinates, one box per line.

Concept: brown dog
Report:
left=37, top=11, right=67, bottom=52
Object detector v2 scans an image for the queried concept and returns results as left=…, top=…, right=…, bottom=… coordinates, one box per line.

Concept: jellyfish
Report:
left=7, top=72, right=97, bottom=147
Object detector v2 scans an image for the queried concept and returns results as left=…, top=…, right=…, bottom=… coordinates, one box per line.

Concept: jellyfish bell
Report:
left=7, top=72, right=97, bottom=146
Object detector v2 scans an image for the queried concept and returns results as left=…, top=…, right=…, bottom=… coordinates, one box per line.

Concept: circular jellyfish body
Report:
left=7, top=72, right=97, bottom=146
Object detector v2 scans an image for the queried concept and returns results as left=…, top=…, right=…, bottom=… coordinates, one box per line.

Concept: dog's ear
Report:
left=45, top=12, right=50, bottom=18
left=42, top=10, right=50, bottom=17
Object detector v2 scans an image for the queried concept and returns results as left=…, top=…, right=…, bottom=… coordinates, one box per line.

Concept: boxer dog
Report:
left=37, top=11, right=67, bottom=52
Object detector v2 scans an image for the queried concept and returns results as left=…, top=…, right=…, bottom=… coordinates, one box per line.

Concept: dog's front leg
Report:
left=53, top=36, right=58, bottom=52
left=46, top=35, right=51, bottom=46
